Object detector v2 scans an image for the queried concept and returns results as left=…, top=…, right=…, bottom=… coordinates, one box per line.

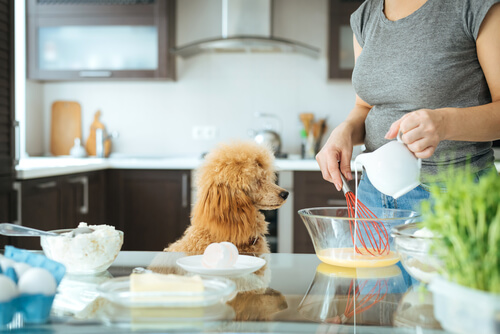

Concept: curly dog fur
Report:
left=164, top=140, right=288, bottom=254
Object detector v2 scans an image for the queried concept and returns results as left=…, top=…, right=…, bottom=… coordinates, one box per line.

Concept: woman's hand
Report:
left=385, top=108, right=447, bottom=159
left=316, top=123, right=354, bottom=191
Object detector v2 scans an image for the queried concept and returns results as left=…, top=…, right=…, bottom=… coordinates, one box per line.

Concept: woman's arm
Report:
left=316, top=35, right=372, bottom=190
left=385, top=3, right=500, bottom=159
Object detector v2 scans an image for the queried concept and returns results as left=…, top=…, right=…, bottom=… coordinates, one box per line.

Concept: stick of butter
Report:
left=130, top=273, right=204, bottom=293
left=130, top=273, right=204, bottom=304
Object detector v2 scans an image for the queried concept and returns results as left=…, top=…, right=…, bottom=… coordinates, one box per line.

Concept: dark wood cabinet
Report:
left=293, top=171, right=359, bottom=253
left=12, top=171, right=106, bottom=250
left=328, top=0, right=365, bottom=79
left=26, top=0, right=176, bottom=81
left=106, top=169, right=191, bottom=251
left=0, top=0, right=16, bottom=250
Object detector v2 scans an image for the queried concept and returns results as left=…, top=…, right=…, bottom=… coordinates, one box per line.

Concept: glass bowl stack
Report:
left=391, top=222, right=442, bottom=284
left=298, top=207, right=420, bottom=268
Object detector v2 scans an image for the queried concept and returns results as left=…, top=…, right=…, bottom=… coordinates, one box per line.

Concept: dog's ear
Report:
left=192, top=182, right=258, bottom=245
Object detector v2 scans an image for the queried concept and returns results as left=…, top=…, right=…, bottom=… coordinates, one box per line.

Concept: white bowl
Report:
left=40, top=228, right=124, bottom=275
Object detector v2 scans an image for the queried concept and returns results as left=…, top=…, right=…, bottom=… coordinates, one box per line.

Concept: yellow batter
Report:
left=317, top=247, right=400, bottom=268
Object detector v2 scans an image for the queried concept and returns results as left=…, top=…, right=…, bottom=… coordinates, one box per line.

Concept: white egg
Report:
left=202, top=243, right=223, bottom=268
left=13, top=262, right=32, bottom=278
left=201, top=242, right=239, bottom=269
left=18, top=267, right=57, bottom=295
left=0, top=274, right=19, bottom=302
left=0, top=257, right=15, bottom=272
left=220, top=242, right=239, bottom=267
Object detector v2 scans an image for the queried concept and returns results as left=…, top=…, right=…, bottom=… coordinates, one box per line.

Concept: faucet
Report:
left=95, top=128, right=119, bottom=158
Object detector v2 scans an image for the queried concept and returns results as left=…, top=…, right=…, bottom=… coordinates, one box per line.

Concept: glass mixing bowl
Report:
left=391, top=222, right=442, bottom=284
left=298, top=207, right=420, bottom=268
left=298, top=263, right=407, bottom=325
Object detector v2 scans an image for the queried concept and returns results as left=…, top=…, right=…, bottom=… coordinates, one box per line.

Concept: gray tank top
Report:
left=351, top=0, right=498, bottom=182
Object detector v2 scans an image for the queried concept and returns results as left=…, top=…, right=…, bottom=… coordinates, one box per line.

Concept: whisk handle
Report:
left=339, top=173, right=352, bottom=194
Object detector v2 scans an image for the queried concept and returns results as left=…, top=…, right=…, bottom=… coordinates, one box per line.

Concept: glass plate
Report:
left=97, top=276, right=236, bottom=308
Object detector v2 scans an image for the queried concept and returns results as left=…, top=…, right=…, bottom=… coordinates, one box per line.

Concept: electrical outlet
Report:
left=192, top=126, right=217, bottom=140
left=204, top=126, right=217, bottom=139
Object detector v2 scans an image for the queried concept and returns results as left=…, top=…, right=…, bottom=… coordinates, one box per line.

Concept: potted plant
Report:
left=419, top=167, right=500, bottom=334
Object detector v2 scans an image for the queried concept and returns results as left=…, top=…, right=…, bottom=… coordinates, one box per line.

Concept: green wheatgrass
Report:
left=419, top=166, right=500, bottom=293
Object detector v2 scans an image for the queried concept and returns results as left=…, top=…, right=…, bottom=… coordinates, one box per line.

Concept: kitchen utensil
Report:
left=354, top=132, right=421, bottom=198
left=298, top=207, right=420, bottom=268
left=253, top=129, right=281, bottom=155
left=334, top=275, right=389, bottom=323
left=0, top=223, right=94, bottom=238
left=251, top=113, right=282, bottom=155
left=299, top=113, right=314, bottom=135
left=69, top=138, right=87, bottom=158
left=0, top=223, right=59, bottom=237
left=50, top=101, right=82, bottom=156
left=86, top=110, right=111, bottom=157
left=340, top=173, right=390, bottom=257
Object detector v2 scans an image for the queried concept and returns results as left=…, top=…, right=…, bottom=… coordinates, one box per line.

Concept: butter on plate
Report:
left=130, top=272, right=204, bottom=293
left=130, top=273, right=204, bottom=304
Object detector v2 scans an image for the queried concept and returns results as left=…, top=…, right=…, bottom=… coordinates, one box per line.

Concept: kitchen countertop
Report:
left=16, top=156, right=500, bottom=180
left=2, top=251, right=449, bottom=333
left=15, top=156, right=329, bottom=179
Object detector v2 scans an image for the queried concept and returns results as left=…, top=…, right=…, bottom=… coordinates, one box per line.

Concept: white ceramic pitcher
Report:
left=355, top=133, right=421, bottom=199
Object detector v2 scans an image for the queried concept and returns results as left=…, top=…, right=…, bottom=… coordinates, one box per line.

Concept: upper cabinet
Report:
left=26, top=0, right=176, bottom=81
left=328, top=0, right=364, bottom=79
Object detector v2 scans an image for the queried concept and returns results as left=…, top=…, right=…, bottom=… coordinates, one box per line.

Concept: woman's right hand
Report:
left=316, top=122, right=354, bottom=191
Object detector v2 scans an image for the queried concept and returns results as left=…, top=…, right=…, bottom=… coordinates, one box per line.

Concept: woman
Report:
left=317, top=0, right=500, bottom=210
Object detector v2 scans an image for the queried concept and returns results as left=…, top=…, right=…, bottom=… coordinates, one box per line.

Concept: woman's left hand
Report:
left=384, top=108, right=447, bottom=159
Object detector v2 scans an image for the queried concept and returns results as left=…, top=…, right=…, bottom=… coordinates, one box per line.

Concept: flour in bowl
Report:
left=41, top=223, right=124, bottom=274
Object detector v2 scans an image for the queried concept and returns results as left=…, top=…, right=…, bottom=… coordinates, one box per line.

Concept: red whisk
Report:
left=327, top=278, right=389, bottom=324
left=340, top=174, right=390, bottom=256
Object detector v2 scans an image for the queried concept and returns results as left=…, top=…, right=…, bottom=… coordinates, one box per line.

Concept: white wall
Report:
left=24, top=0, right=357, bottom=157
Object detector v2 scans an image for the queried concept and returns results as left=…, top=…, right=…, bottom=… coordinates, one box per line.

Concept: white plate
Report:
left=97, top=276, right=236, bottom=308
left=176, top=255, right=266, bottom=277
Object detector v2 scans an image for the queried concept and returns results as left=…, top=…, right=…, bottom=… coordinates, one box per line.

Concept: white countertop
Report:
left=16, top=156, right=500, bottom=180
left=15, top=156, right=325, bottom=179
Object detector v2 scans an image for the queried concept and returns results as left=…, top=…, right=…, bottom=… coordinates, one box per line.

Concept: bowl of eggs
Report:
left=40, top=223, right=124, bottom=275
left=0, top=246, right=66, bottom=325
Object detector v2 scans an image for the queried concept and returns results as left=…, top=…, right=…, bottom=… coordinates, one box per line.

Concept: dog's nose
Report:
left=279, top=191, right=289, bottom=200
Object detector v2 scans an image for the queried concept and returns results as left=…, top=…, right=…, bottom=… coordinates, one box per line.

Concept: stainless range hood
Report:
left=171, top=0, right=320, bottom=58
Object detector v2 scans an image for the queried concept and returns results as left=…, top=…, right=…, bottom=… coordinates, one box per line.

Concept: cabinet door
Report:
left=0, top=177, right=15, bottom=249
left=293, top=171, right=359, bottom=253
left=26, top=0, right=176, bottom=81
left=65, top=171, right=106, bottom=227
left=15, top=177, right=64, bottom=250
left=0, top=0, right=16, bottom=249
left=107, top=170, right=191, bottom=251
left=328, top=0, right=365, bottom=79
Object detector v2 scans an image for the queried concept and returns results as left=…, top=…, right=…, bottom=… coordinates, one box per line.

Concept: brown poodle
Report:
left=165, top=140, right=289, bottom=254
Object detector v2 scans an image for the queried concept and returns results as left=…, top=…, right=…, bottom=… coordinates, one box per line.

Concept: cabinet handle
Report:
left=36, top=181, right=57, bottom=189
left=79, top=71, right=112, bottom=78
left=181, top=173, right=188, bottom=208
left=12, top=182, right=21, bottom=226
left=326, top=199, right=347, bottom=206
left=13, top=121, right=20, bottom=166
left=68, top=176, right=89, bottom=214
